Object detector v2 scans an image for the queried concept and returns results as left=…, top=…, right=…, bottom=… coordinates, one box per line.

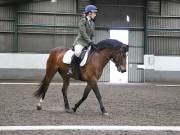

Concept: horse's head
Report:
left=111, top=44, right=129, bottom=73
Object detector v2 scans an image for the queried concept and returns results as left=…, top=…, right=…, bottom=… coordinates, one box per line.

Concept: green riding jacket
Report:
left=73, top=17, right=95, bottom=47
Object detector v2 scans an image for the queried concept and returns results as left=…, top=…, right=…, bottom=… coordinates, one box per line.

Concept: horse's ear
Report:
left=122, top=44, right=129, bottom=53
left=125, top=45, right=129, bottom=52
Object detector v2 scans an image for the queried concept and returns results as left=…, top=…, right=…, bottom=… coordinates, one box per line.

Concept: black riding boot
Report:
left=67, top=55, right=78, bottom=75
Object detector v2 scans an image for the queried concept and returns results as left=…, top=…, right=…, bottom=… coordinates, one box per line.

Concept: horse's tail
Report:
left=33, top=76, right=50, bottom=99
left=33, top=51, right=59, bottom=99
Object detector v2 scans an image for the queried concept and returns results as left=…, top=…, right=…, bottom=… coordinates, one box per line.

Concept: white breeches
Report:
left=74, top=44, right=84, bottom=57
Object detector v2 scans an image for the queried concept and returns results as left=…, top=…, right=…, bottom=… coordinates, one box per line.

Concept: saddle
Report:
left=63, top=46, right=91, bottom=67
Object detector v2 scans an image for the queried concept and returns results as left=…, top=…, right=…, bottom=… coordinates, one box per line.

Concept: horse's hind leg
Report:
left=72, top=84, right=91, bottom=112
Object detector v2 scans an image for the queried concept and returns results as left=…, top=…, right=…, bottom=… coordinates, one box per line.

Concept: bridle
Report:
left=111, top=57, right=119, bottom=67
left=97, top=48, right=122, bottom=68
left=92, top=45, right=127, bottom=68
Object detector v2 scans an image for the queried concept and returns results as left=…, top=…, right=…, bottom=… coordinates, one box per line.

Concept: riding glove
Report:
left=89, top=42, right=96, bottom=47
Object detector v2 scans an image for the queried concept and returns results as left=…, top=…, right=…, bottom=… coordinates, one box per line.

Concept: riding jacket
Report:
left=73, top=17, right=95, bottom=47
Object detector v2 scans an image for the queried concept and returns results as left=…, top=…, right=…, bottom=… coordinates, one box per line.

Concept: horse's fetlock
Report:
left=72, top=107, right=76, bottom=112
left=101, top=107, right=107, bottom=113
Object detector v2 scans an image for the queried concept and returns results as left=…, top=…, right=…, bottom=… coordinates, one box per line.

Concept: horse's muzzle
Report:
left=121, top=69, right=126, bottom=73
left=118, top=66, right=126, bottom=73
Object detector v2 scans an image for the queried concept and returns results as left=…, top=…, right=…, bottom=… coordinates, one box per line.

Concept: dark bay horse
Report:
left=34, top=39, right=129, bottom=115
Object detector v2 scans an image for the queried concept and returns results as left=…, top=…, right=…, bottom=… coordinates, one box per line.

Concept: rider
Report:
left=67, top=5, right=98, bottom=75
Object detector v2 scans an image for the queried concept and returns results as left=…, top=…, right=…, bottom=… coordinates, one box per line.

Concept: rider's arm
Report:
left=78, top=19, right=92, bottom=44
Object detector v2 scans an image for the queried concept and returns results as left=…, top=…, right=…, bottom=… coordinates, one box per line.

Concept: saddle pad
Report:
left=63, top=46, right=91, bottom=67
left=62, top=49, right=74, bottom=64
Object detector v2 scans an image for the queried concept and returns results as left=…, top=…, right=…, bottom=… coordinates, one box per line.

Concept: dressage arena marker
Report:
left=1, top=126, right=180, bottom=131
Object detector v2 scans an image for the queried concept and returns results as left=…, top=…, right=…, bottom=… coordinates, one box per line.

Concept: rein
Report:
left=95, top=49, right=115, bottom=64
left=99, top=51, right=111, bottom=61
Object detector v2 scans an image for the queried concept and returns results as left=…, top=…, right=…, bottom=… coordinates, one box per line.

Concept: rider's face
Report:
left=90, top=12, right=96, bottom=19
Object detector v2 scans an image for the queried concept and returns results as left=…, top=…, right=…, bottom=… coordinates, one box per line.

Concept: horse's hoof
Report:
left=72, top=107, right=76, bottom=112
left=65, top=108, right=74, bottom=113
left=37, top=105, right=42, bottom=110
left=103, top=112, right=109, bottom=116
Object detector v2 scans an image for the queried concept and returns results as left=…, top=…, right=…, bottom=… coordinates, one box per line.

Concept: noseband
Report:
left=111, top=57, right=119, bottom=68
left=95, top=46, right=126, bottom=68
left=111, top=51, right=126, bottom=68
left=98, top=51, right=121, bottom=68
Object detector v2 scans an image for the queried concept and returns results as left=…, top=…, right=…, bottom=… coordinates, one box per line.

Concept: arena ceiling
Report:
left=1, top=0, right=180, bottom=6
left=0, top=0, right=48, bottom=5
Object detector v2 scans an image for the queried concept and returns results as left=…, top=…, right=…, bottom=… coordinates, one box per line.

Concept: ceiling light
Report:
left=51, top=0, right=57, bottom=2
left=126, top=15, right=130, bottom=22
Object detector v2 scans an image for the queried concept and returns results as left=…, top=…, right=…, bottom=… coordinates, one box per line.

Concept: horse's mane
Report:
left=96, top=39, right=123, bottom=51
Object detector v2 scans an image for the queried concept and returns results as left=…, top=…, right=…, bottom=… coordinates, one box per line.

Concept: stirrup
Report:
left=67, top=68, right=72, bottom=75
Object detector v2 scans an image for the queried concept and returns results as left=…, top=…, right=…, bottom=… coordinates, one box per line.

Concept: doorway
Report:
left=110, top=30, right=128, bottom=83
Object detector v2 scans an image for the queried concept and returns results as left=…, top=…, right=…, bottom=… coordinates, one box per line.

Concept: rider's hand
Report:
left=89, top=42, right=98, bottom=51
left=89, top=42, right=96, bottom=47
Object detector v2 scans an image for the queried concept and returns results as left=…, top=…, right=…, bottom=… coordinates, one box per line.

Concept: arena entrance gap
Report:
left=110, top=30, right=128, bottom=83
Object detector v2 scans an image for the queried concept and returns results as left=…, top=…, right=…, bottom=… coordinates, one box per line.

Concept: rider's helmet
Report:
left=84, top=5, right=98, bottom=13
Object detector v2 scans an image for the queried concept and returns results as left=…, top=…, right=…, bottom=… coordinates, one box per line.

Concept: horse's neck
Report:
left=101, top=48, right=113, bottom=56
left=86, top=48, right=113, bottom=79
left=98, top=48, right=113, bottom=65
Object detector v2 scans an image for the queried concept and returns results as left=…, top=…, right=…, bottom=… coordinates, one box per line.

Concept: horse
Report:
left=33, top=39, right=129, bottom=116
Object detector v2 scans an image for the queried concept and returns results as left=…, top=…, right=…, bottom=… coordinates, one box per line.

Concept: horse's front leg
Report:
left=90, top=80, right=109, bottom=116
left=72, top=84, right=92, bottom=112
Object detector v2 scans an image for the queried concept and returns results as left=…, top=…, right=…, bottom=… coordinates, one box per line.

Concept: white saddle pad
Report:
left=63, top=46, right=91, bottom=67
